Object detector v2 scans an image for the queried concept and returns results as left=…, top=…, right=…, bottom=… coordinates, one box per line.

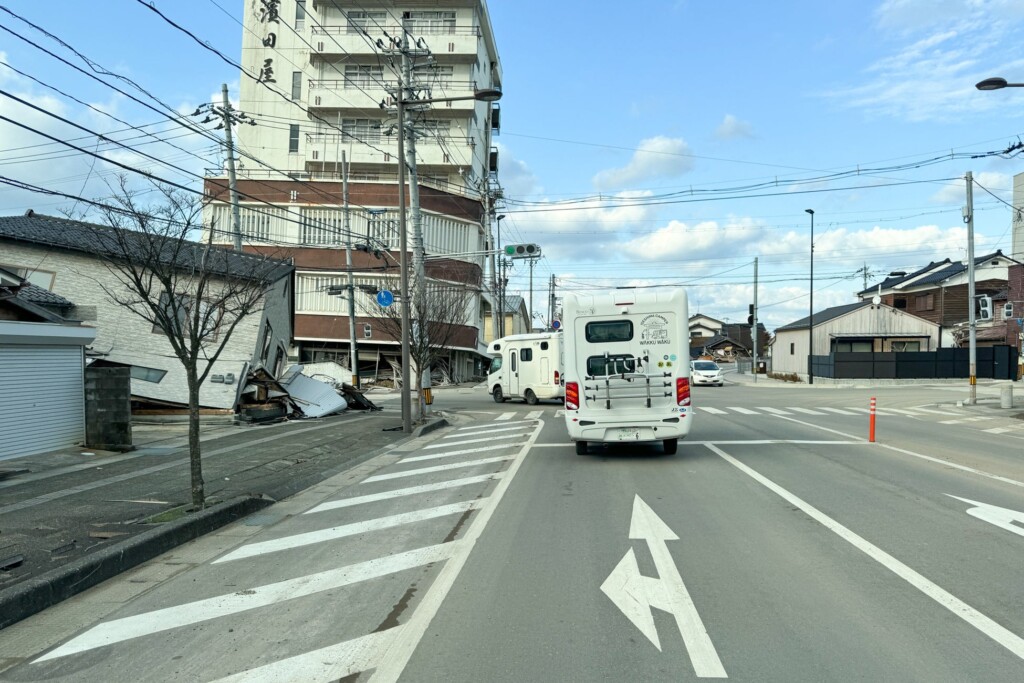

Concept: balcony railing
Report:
left=313, top=24, right=480, bottom=37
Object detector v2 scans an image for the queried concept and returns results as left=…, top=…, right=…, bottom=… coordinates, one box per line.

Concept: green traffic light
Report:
left=504, top=245, right=516, bottom=255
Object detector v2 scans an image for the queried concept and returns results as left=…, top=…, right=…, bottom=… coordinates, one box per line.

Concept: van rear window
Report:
left=585, top=320, right=633, bottom=343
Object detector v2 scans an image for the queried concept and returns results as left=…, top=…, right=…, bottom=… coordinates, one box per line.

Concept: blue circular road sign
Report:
left=376, top=290, right=394, bottom=307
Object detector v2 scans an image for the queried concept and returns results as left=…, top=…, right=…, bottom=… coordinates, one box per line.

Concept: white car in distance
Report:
left=690, top=360, right=724, bottom=386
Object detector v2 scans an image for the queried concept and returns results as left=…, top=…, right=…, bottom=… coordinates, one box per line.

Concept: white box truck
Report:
left=562, top=287, right=692, bottom=455
left=487, top=332, right=564, bottom=405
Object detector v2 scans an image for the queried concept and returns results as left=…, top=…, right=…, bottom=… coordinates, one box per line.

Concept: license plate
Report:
left=616, top=428, right=641, bottom=441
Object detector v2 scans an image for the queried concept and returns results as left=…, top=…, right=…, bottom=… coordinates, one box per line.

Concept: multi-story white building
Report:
left=203, top=0, right=502, bottom=382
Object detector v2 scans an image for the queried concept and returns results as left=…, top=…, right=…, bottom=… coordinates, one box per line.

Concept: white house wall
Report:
left=0, top=242, right=287, bottom=410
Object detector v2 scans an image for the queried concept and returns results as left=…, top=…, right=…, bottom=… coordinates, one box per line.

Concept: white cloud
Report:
left=714, top=114, right=754, bottom=140
left=823, top=3, right=1024, bottom=121
left=591, top=136, right=694, bottom=190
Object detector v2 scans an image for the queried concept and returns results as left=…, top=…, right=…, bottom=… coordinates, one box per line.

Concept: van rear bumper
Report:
left=565, top=412, right=691, bottom=443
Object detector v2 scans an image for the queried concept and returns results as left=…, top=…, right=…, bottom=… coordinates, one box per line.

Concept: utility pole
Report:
left=219, top=83, right=243, bottom=251
left=529, top=255, right=537, bottom=331
left=752, top=257, right=758, bottom=384
left=343, top=152, right=359, bottom=388
left=488, top=210, right=499, bottom=341
left=548, top=274, right=556, bottom=330
left=496, top=215, right=506, bottom=336
left=965, top=171, right=977, bottom=405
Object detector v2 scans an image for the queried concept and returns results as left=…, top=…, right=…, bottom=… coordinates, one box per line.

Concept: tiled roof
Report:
left=0, top=212, right=293, bottom=282
left=18, top=283, right=73, bottom=308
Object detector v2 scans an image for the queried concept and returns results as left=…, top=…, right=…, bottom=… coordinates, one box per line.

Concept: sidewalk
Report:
left=0, top=396, right=445, bottom=630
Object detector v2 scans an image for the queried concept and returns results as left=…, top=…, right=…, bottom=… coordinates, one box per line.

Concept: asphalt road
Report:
left=1, top=381, right=1022, bottom=682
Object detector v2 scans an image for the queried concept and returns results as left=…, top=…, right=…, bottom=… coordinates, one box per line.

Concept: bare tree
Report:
left=72, top=177, right=290, bottom=508
left=362, top=276, right=477, bottom=420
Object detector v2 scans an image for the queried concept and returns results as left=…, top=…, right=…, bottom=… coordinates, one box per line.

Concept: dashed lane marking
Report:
left=495, top=412, right=516, bottom=421
left=789, top=407, right=826, bottom=416
left=758, top=407, right=791, bottom=415
left=727, top=406, right=758, bottom=415
left=819, top=407, right=857, bottom=416
left=698, top=406, right=728, bottom=415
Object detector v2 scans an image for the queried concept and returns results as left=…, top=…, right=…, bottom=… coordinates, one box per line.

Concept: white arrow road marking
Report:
left=209, top=626, right=404, bottom=683
left=214, top=500, right=484, bottom=563
left=947, top=495, right=1024, bottom=539
left=708, top=443, right=1024, bottom=662
left=34, top=544, right=455, bottom=662
left=600, top=495, right=727, bottom=678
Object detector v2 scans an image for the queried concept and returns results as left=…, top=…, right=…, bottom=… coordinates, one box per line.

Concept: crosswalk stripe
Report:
left=699, top=406, right=727, bottom=415
left=758, top=407, right=791, bottom=415
left=214, top=500, right=484, bottom=564
left=882, top=408, right=924, bottom=416
left=820, top=407, right=857, bottom=415
left=728, top=407, right=758, bottom=415
left=495, top=412, right=516, bottom=421
left=36, top=546, right=453, bottom=662
left=454, top=424, right=531, bottom=435
left=984, top=427, right=1011, bottom=434
left=910, top=406, right=952, bottom=416
left=306, top=474, right=501, bottom=513
left=362, top=456, right=514, bottom=483
left=789, top=407, right=826, bottom=415
left=526, top=410, right=545, bottom=420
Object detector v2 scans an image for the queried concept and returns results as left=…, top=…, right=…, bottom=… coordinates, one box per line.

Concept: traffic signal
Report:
left=747, top=304, right=754, bottom=325
left=504, top=243, right=541, bottom=259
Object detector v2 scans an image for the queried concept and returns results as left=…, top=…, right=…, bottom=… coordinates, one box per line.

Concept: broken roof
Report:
left=0, top=212, right=293, bottom=283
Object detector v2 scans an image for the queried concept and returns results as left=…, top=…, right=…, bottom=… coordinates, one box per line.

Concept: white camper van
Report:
left=487, top=332, right=564, bottom=405
left=562, top=288, right=692, bottom=454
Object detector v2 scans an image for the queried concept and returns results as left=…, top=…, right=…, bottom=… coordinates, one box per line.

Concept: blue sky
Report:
left=2, top=0, right=1024, bottom=330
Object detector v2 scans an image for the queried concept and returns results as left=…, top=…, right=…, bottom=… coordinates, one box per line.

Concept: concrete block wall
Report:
left=84, top=366, right=132, bottom=450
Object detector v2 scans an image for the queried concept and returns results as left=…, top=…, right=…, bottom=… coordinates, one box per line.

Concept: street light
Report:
left=393, top=86, right=503, bottom=433
left=976, top=77, right=1024, bottom=90
left=805, top=209, right=815, bottom=385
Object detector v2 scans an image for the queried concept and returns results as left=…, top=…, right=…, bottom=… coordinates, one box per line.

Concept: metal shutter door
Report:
left=0, top=345, right=85, bottom=460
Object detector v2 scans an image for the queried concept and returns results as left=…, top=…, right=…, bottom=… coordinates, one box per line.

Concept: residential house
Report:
left=689, top=313, right=724, bottom=341
left=0, top=212, right=294, bottom=411
left=691, top=322, right=768, bottom=362
left=857, top=250, right=1020, bottom=347
left=1, top=266, right=96, bottom=459
left=770, top=301, right=941, bottom=379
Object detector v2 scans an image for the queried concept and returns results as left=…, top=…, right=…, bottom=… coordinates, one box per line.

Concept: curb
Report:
left=413, top=417, right=449, bottom=438
left=0, top=494, right=273, bottom=631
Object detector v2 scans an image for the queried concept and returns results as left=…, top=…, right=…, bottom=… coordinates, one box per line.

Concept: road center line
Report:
left=706, top=442, right=1024, bottom=662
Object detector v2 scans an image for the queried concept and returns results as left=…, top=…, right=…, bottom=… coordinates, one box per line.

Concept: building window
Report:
left=363, top=323, right=372, bottom=338
left=344, top=65, right=384, bottom=89
left=790, top=343, right=795, bottom=355
left=289, top=124, right=300, bottom=153
left=1, top=263, right=56, bottom=289
left=291, top=72, right=302, bottom=100
left=341, top=118, right=383, bottom=143
left=347, top=10, right=386, bottom=34
left=894, top=297, right=907, bottom=309
left=260, top=322, right=274, bottom=365
left=915, top=293, right=934, bottom=311
left=295, top=0, right=306, bottom=30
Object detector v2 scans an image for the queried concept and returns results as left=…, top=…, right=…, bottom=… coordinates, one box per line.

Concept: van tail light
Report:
left=565, top=381, right=580, bottom=410
left=554, top=370, right=560, bottom=385
left=676, top=377, right=691, bottom=406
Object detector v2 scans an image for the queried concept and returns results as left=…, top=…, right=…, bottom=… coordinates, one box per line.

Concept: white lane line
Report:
left=210, top=627, right=403, bottom=683
left=35, top=545, right=454, bottom=662
left=728, top=406, right=759, bottom=415
left=452, top=424, right=531, bottom=436
left=878, top=444, right=1024, bottom=489
left=370, top=406, right=544, bottom=682
left=707, top=443, right=1024, bottom=663
left=362, top=456, right=514, bottom=483
left=305, top=474, right=502, bottom=513
left=820, top=407, right=857, bottom=416
left=983, top=427, right=1011, bottom=434
left=527, top=410, right=545, bottom=420
left=699, top=406, right=728, bottom=415
left=213, top=500, right=484, bottom=563
left=789, top=407, right=826, bottom=416
left=911, top=406, right=955, bottom=416
left=758, top=407, right=791, bottom=415
left=882, top=408, right=924, bottom=416
left=685, top=440, right=862, bottom=445
left=495, top=412, right=516, bottom=421
left=424, top=434, right=521, bottom=450
left=939, top=419, right=963, bottom=425
left=404, top=445, right=515, bottom=463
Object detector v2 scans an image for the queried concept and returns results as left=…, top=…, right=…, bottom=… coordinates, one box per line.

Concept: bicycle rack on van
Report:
left=583, top=351, right=673, bottom=409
